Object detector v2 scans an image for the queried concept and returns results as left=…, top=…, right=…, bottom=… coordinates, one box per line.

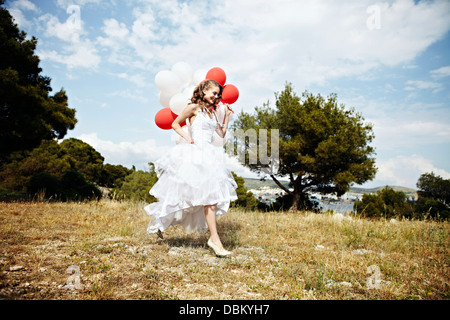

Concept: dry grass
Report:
left=0, top=200, right=448, bottom=300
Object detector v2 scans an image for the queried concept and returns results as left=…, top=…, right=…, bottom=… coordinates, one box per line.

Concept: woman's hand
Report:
left=224, top=103, right=233, bottom=117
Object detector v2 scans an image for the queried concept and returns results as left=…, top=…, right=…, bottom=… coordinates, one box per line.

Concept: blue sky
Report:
left=5, top=0, right=450, bottom=189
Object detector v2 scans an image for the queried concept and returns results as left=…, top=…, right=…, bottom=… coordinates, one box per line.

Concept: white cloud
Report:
left=77, top=133, right=170, bottom=169
left=36, top=6, right=101, bottom=69
left=98, top=18, right=130, bottom=45
left=116, top=73, right=148, bottom=88
left=93, top=0, right=450, bottom=110
left=430, top=65, right=450, bottom=79
left=375, top=154, right=450, bottom=188
left=11, top=0, right=38, bottom=12
left=7, top=0, right=39, bottom=28
left=107, top=89, right=149, bottom=103
left=76, top=132, right=258, bottom=179
left=372, top=118, right=450, bottom=150
left=55, top=0, right=102, bottom=8
left=38, top=40, right=100, bottom=70
left=404, top=80, right=443, bottom=93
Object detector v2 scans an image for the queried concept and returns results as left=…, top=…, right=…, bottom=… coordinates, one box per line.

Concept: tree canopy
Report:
left=60, top=138, right=104, bottom=183
left=0, top=3, right=77, bottom=163
left=353, top=186, right=415, bottom=219
left=231, top=83, right=377, bottom=211
left=415, top=172, right=450, bottom=220
left=416, top=172, right=450, bottom=206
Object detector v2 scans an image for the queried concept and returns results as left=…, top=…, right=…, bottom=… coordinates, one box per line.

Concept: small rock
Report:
left=325, top=280, right=353, bottom=288
left=315, top=245, right=325, bottom=250
left=352, top=249, right=373, bottom=255
left=339, top=281, right=353, bottom=287
left=9, top=265, right=24, bottom=271
left=103, top=236, right=126, bottom=242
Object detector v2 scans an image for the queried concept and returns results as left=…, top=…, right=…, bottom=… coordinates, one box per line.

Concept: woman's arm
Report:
left=215, top=104, right=233, bottom=138
left=172, top=104, right=197, bottom=143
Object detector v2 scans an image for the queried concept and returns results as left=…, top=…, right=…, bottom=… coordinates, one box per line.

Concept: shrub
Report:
left=353, top=186, right=414, bottom=219
left=111, top=170, right=157, bottom=202
left=415, top=198, right=450, bottom=221
left=27, top=173, right=61, bottom=200
left=60, top=170, right=102, bottom=201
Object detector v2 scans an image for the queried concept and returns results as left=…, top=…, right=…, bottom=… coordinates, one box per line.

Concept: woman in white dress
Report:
left=144, top=80, right=238, bottom=257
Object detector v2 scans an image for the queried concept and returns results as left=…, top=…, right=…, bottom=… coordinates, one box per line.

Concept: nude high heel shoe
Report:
left=207, top=239, right=232, bottom=257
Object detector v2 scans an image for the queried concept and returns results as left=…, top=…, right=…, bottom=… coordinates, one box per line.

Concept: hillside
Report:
left=244, top=178, right=417, bottom=197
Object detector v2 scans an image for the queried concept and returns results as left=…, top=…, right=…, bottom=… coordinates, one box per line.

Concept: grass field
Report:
left=0, top=200, right=448, bottom=300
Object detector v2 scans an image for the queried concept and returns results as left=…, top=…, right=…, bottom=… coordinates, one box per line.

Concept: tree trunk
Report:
left=289, top=174, right=303, bottom=212
left=290, top=191, right=301, bottom=213
left=270, top=174, right=292, bottom=195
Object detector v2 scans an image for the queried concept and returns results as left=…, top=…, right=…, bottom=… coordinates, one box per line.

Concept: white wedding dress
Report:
left=144, top=108, right=238, bottom=234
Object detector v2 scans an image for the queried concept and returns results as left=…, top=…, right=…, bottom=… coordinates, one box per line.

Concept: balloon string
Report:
left=213, top=104, right=234, bottom=113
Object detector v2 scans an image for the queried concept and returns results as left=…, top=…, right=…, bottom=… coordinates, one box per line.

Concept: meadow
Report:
left=0, top=200, right=448, bottom=300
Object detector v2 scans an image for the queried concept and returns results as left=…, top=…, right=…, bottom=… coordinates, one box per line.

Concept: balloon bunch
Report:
left=154, top=62, right=239, bottom=130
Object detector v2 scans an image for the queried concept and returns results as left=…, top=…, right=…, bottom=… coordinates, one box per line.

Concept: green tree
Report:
left=27, top=172, right=61, bottom=200
left=26, top=170, right=102, bottom=202
left=0, top=139, right=72, bottom=193
left=231, top=83, right=377, bottom=211
left=60, top=138, right=104, bottom=183
left=0, top=138, right=105, bottom=199
left=415, top=172, right=450, bottom=220
left=112, top=164, right=158, bottom=202
left=100, top=163, right=134, bottom=188
left=416, top=172, right=450, bottom=206
left=0, top=2, right=77, bottom=163
left=230, top=172, right=259, bottom=210
left=59, top=170, right=102, bottom=201
left=353, top=186, right=414, bottom=219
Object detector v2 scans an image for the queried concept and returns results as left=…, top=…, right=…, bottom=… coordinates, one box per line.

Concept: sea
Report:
left=320, top=202, right=354, bottom=214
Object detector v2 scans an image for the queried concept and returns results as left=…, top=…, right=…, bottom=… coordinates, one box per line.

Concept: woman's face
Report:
left=203, top=85, right=221, bottom=105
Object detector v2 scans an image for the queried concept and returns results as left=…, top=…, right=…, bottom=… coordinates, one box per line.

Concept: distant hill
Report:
left=244, top=178, right=291, bottom=190
left=349, top=186, right=418, bottom=197
left=243, top=178, right=417, bottom=197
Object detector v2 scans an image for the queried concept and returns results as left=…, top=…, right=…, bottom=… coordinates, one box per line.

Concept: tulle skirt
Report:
left=144, top=141, right=238, bottom=234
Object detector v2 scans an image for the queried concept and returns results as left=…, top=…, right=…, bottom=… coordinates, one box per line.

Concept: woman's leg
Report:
left=204, top=204, right=225, bottom=250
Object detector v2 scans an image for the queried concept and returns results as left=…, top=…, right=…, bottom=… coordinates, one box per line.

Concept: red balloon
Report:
left=205, top=67, right=226, bottom=86
left=155, top=108, right=186, bottom=130
left=221, top=84, right=239, bottom=104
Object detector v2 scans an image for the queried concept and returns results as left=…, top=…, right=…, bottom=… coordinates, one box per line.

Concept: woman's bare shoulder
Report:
left=186, top=103, right=200, bottom=113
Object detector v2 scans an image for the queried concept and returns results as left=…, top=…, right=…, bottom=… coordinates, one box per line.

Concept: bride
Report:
left=144, top=79, right=237, bottom=257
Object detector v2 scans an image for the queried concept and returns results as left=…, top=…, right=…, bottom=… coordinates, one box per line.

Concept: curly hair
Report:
left=190, top=79, right=223, bottom=110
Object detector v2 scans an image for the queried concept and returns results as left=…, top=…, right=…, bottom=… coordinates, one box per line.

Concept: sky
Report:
left=5, top=0, right=450, bottom=190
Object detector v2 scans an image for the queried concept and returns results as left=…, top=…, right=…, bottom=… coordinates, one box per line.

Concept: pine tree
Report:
left=0, top=2, right=77, bottom=163
left=231, top=83, right=377, bottom=211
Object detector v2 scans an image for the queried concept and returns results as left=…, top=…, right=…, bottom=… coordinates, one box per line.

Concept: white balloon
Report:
left=172, top=61, right=193, bottom=85
left=169, top=92, right=190, bottom=115
left=159, top=92, right=173, bottom=108
left=182, top=85, right=196, bottom=99
left=155, top=70, right=182, bottom=96
left=192, top=68, right=207, bottom=85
